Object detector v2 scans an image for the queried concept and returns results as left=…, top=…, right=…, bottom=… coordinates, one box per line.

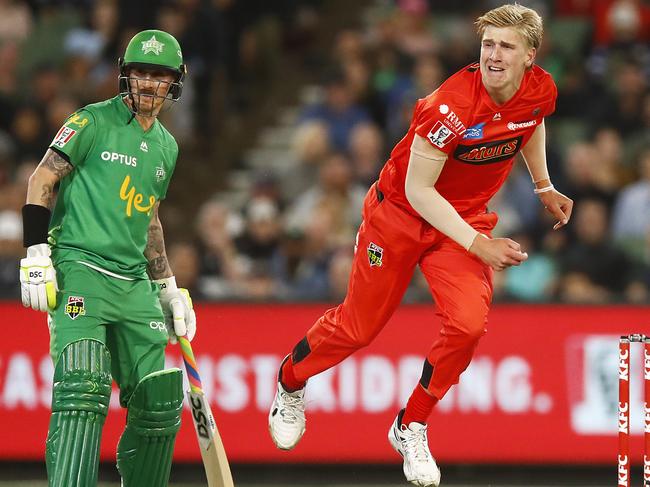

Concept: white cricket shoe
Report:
left=388, top=410, right=441, bottom=487
left=268, top=381, right=306, bottom=450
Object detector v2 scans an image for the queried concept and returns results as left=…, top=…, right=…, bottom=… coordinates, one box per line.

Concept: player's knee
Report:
left=350, top=327, right=379, bottom=348
left=52, top=339, right=112, bottom=414
left=453, top=309, right=488, bottom=343
left=126, top=368, right=184, bottom=430
left=118, top=369, right=184, bottom=486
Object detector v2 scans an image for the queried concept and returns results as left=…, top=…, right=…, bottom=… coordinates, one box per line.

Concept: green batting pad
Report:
left=117, top=368, right=183, bottom=487
left=46, top=339, right=112, bottom=487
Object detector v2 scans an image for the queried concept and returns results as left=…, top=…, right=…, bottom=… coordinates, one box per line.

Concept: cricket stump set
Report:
left=618, top=334, right=650, bottom=487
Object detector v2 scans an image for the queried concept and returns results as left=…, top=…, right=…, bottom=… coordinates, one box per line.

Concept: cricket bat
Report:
left=179, top=335, right=235, bottom=487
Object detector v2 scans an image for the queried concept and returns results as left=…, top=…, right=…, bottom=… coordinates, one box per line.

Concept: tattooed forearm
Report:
left=145, top=206, right=172, bottom=279
left=39, top=183, right=55, bottom=209
left=26, top=150, right=74, bottom=209
left=41, top=149, right=74, bottom=179
left=148, top=256, right=170, bottom=279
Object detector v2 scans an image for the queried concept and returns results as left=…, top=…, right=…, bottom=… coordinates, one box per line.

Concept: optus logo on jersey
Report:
left=101, top=151, right=137, bottom=167
left=120, top=175, right=156, bottom=217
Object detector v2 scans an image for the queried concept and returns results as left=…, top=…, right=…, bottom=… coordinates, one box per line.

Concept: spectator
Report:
left=285, top=152, right=366, bottom=245
left=281, top=121, right=332, bottom=200
left=327, top=246, right=354, bottom=302
left=559, top=197, right=645, bottom=303
left=167, top=241, right=203, bottom=299
left=563, top=140, right=617, bottom=207
left=611, top=148, right=650, bottom=260
left=235, top=196, right=282, bottom=282
left=299, top=69, right=371, bottom=151
left=503, top=232, right=558, bottom=302
left=0, top=0, right=31, bottom=44
left=348, top=123, right=385, bottom=188
left=285, top=203, right=338, bottom=301
left=195, top=199, right=244, bottom=300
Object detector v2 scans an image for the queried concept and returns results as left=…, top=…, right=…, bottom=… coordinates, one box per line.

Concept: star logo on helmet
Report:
left=141, top=35, right=165, bottom=55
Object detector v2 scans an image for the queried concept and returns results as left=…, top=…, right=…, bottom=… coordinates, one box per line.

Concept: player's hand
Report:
left=468, top=234, right=528, bottom=271
left=156, top=276, right=197, bottom=344
left=538, top=189, right=573, bottom=230
left=19, top=243, right=58, bottom=311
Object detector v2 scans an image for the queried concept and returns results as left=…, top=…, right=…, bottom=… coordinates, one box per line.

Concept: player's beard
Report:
left=129, top=79, right=171, bottom=117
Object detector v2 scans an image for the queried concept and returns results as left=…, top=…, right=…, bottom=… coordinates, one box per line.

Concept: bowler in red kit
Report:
left=269, top=4, right=573, bottom=486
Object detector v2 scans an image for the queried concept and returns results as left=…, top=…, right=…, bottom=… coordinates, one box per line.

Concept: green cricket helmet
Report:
left=118, top=29, right=187, bottom=101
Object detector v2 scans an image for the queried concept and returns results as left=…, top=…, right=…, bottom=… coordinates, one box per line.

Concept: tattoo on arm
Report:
left=28, top=150, right=74, bottom=209
left=145, top=204, right=172, bottom=279
left=39, top=183, right=54, bottom=210
left=42, top=150, right=74, bottom=179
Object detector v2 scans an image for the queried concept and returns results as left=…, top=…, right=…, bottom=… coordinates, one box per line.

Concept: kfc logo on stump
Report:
left=65, top=296, right=86, bottom=320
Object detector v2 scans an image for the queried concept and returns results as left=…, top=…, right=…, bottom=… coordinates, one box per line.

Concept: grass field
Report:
left=0, top=463, right=619, bottom=486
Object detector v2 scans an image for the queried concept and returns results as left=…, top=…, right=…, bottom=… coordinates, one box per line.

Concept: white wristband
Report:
left=154, top=276, right=177, bottom=295
left=533, top=184, right=554, bottom=194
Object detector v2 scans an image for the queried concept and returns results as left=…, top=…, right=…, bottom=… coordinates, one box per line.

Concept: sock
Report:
left=402, top=384, right=438, bottom=426
left=279, top=355, right=306, bottom=392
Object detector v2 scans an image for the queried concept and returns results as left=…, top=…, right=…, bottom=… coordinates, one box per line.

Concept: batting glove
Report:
left=155, top=276, right=196, bottom=344
left=20, top=243, right=58, bottom=312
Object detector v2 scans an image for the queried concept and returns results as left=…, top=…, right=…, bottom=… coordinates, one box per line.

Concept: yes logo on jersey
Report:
left=66, top=113, right=89, bottom=128
left=120, top=175, right=156, bottom=217
left=427, top=121, right=456, bottom=149
left=65, top=295, right=86, bottom=320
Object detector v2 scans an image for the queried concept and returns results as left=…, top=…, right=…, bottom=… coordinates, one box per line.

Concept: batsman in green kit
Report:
left=19, top=30, right=197, bottom=487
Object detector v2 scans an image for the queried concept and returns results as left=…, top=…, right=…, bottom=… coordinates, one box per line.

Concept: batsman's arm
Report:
left=145, top=202, right=173, bottom=280
left=26, top=149, right=74, bottom=209
left=21, top=149, right=73, bottom=311
left=147, top=202, right=197, bottom=342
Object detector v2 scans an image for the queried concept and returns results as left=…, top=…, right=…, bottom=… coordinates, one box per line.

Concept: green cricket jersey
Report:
left=48, top=96, right=178, bottom=279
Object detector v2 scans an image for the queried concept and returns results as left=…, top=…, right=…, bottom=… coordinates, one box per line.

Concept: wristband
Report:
left=154, top=276, right=177, bottom=294
left=22, top=204, right=51, bottom=247
left=533, top=184, right=554, bottom=194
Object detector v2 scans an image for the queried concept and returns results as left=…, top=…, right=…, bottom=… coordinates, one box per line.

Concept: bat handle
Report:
left=179, top=335, right=204, bottom=394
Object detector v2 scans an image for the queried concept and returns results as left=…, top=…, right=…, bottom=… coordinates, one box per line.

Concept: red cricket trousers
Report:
left=290, top=183, right=497, bottom=400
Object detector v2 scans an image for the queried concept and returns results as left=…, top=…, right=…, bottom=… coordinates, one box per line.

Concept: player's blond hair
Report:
left=475, top=3, right=543, bottom=50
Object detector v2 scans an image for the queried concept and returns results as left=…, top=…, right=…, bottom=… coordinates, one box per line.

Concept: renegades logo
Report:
left=65, top=296, right=86, bottom=320
left=454, top=136, right=522, bottom=165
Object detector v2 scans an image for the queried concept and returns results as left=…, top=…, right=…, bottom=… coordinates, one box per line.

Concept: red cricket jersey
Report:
left=378, top=62, right=557, bottom=218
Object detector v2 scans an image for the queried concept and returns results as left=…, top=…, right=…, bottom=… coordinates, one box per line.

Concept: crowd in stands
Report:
left=1, top=0, right=650, bottom=305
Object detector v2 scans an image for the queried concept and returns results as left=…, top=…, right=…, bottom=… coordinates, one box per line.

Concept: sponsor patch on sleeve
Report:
left=52, top=126, right=77, bottom=148
left=427, top=121, right=456, bottom=149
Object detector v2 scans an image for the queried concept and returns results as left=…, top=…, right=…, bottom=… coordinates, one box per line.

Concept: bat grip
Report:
left=179, top=335, right=204, bottom=393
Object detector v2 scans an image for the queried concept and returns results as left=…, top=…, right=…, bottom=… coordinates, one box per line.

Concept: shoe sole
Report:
left=268, top=414, right=305, bottom=451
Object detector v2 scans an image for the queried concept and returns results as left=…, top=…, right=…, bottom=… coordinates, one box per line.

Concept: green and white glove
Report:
left=20, top=243, right=58, bottom=312
left=155, top=276, right=196, bottom=344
